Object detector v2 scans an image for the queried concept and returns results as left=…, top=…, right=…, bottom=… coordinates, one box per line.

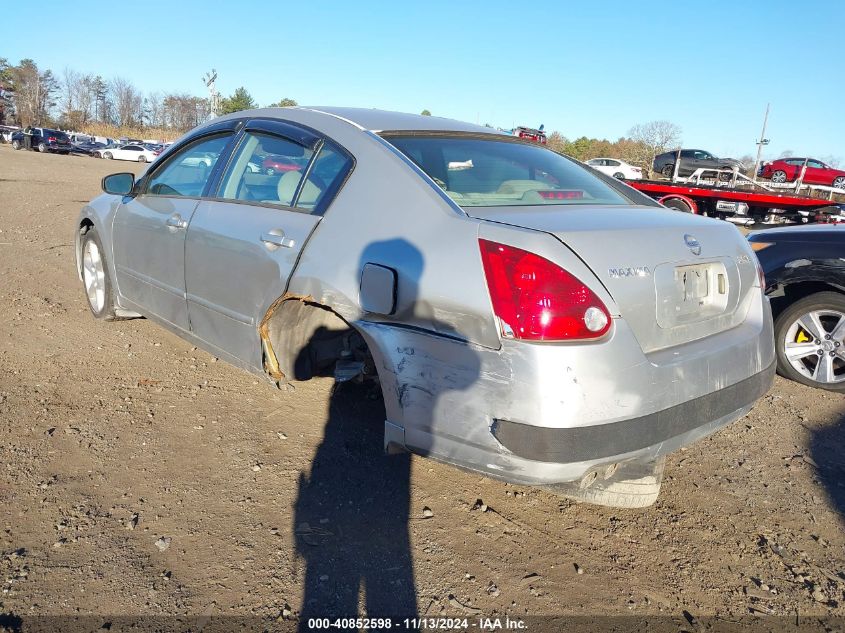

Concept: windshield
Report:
left=385, top=134, right=631, bottom=207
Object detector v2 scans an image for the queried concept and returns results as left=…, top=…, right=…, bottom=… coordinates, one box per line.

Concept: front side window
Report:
left=146, top=134, right=232, bottom=198
left=808, top=159, right=825, bottom=168
left=385, top=135, right=631, bottom=207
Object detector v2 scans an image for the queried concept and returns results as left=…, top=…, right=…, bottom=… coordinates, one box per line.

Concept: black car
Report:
left=70, top=140, right=106, bottom=156
left=653, top=149, right=741, bottom=178
left=10, top=127, right=72, bottom=154
left=749, top=224, right=845, bottom=391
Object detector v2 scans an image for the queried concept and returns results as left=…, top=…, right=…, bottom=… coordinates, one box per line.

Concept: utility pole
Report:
left=203, top=69, right=219, bottom=119
left=752, top=103, right=770, bottom=183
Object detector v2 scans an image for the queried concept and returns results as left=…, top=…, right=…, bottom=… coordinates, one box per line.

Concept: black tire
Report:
left=662, top=198, right=693, bottom=213
left=80, top=228, right=118, bottom=321
left=661, top=164, right=674, bottom=177
left=773, top=292, right=845, bottom=392
left=832, top=176, right=845, bottom=190
left=613, top=172, right=625, bottom=179
left=11, top=139, right=20, bottom=150
left=138, top=155, right=146, bottom=163
left=38, top=142, right=47, bottom=153
left=104, top=152, right=112, bottom=160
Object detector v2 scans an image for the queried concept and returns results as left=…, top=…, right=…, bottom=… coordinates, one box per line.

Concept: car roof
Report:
left=218, top=106, right=501, bottom=136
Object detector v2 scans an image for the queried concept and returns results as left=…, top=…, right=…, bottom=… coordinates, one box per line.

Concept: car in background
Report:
left=512, top=126, right=547, bottom=145
left=585, top=158, right=643, bottom=180
left=261, top=154, right=307, bottom=175
left=653, top=149, right=742, bottom=178
left=10, top=127, right=72, bottom=154
left=759, top=158, right=845, bottom=190
left=94, top=143, right=159, bottom=163
left=749, top=224, right=845, bottom=391
left=75, top=107, right=775, bottom=507
left=71, top=140, right=106, bottom=156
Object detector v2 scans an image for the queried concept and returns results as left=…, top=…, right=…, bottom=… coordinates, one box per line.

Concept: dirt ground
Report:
left=0, top=146, right=843, bottom=628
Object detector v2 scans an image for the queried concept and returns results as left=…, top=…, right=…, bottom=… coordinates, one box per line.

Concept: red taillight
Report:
left=48, top=136, right=57, bottom=142
left=478, top=239, right=611, bottom=341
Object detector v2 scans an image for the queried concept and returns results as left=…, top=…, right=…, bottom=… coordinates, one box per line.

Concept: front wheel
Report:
left=80, top=228, right=117, bottom=320
left=771, top=170, right=788, bottom=183
left=661, top=164, right=674, bottom=177
left=774, top=292, right=845, bottom=391
left=613, top=172, right=625, bottom=179
left=104, top=152, right=113, bottom=160
left=138, top=155, right=147, bottom=163
left=832, top=176, right=845, bottom=190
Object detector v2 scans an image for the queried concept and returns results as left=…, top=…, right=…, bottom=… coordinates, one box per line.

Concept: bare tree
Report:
left=9, top=59, right=58, bottom=126
left=109, top=76, right=142, bottom=127
left=628, top=120, right=682, bottom=177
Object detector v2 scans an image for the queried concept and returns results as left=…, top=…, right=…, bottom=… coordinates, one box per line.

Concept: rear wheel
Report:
left=11, top=139, right=20, bottom=150
left=662, top=198, right=693, bottom=213
left=774, top=292, right=845, bottom=392
left=104, top=152, right=113, bottom=159
left=771, top=170, right=788, bottom=183
left=832, top=176, right=845, bottom=190
left=138, top=155, right=146, bottom=163
left=80, top=228, right=117, bottom=320
left=613, top=171, right=625, bottom=179
left=38, top=142, right=47, bottom=153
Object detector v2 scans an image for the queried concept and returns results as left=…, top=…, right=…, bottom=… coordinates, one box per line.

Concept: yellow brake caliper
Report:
left=796, top=330, right=811, bottom=343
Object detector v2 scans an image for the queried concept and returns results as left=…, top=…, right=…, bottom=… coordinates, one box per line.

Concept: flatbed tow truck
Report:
left=624, top=167, right=843, bottom=226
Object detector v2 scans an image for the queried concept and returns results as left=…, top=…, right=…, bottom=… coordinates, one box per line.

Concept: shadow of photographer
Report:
left=292, top=238, right=481, bottom=622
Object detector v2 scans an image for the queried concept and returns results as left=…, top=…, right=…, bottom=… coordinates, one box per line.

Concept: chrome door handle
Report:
left=165, top=214, right=188, bottom=229
left=260, top=230, right=295, bottom=249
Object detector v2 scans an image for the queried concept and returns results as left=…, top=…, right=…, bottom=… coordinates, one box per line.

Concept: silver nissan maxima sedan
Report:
left=76, top=107, right=775, bottom=506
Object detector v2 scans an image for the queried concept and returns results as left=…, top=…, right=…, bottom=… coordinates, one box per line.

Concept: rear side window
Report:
left=146, top=133, right=232, bottom=198
left=217, top=134, right=351, bottom=213
left=385, top=135, right=630, bottom=207
left=218, top=132, right=314, bottom=207
left=298, top=142, right=353, bottom=212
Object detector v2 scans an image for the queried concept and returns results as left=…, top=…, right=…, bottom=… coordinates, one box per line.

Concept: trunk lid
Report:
left=471, top=206, right=759, bottom=353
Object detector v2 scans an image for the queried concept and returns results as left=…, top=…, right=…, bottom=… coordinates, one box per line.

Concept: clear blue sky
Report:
left=5, top=0, right=844, bottom=161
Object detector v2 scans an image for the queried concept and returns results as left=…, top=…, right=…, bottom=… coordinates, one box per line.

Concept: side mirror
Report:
left=102, top=172, right=135, bottom=196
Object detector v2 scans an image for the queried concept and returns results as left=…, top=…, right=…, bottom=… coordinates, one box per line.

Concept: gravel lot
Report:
left=0, top=146, right=843, bottom=627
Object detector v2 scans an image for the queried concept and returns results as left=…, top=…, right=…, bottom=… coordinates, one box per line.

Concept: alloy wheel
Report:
left=82, top=240, right=107, bottom=314
left=783, top=309, right=845, bottom=385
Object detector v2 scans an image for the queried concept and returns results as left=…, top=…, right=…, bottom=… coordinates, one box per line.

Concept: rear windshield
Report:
left=43, top=129, right=68, bottom=140
left=385, top=134, right=630, bottom=207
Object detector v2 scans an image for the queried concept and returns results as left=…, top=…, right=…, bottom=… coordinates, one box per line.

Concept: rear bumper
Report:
left=361, top=289, right=775, bottom=486
left=492, top=359, right=774, bottom=464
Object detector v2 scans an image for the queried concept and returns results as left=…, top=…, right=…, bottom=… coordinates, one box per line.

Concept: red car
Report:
left=759, top=157, right=845, bottom=190
left=261, top=154, right=306, bottom=175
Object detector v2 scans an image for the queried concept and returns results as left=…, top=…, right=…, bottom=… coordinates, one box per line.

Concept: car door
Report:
left=111, top=127, right=238, bottom=330
left=804, top=159, right=826, bottom=185
left=605, top=159, right=622, bottom=176
left=184, top=120, right=353, bottom=367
